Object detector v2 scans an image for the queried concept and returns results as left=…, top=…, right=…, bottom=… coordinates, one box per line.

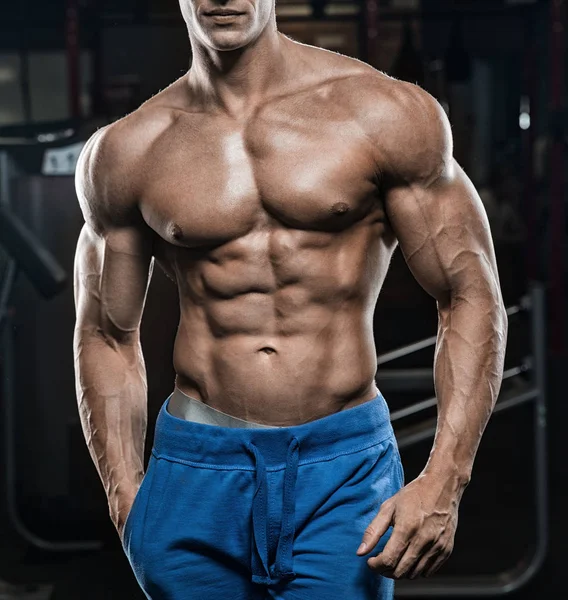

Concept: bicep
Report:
left=73, top=125, right=154, bottom=344
left=74, top=222, right=154, bottom=344
left=384, top=160, right=501, bottom=307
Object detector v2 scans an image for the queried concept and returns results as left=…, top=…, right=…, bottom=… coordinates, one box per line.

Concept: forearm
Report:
left=74, top=331, right=147, bottom=503
left=424, top=287, right=508, bottom=486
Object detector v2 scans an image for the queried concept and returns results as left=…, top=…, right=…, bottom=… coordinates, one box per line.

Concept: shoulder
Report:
left=288, top=42, right=452, bottom=183
left=75, top=98, right=175, bottom=232
left=347, top=74, right=453, bottom=184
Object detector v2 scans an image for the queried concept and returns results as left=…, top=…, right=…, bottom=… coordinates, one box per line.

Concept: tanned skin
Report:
left=73, top=0, right=507, bottom=582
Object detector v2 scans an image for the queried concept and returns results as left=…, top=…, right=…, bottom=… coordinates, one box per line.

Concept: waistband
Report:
left=152, top=391, right=395, bottom=470
left=169, top=386, right=285, bottom=429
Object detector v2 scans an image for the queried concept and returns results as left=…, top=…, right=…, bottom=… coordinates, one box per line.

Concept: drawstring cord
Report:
left=247, top=437, right=300, bottom=585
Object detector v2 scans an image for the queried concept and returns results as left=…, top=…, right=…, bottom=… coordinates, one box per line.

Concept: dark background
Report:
left=0, top=0, right=566, bottom=598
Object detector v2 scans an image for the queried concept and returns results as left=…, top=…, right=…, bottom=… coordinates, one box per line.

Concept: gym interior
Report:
left=0, top=0, right=566, bottom=598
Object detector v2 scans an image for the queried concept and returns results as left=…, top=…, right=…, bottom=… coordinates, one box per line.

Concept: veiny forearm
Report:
left=424, top=286, right=508, bottom=486
left=74, top=331, right=147, bottom=502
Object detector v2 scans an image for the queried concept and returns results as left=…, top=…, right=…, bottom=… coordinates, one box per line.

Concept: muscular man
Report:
left=73, top=1, right=507, bottom=598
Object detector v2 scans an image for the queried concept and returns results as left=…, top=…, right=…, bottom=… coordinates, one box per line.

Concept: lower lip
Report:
left=205, top=13, right=245, bottom=23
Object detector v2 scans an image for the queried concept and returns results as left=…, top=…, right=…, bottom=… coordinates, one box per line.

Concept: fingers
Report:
left=366, top=525, right=411, bottom=575
left=424, top=544, right=453, bottom=577
left=368, top=531, right=454, bottom=579
left=408, top=548, right=438, bottom=579
left=391, top=539, right=434, bottom=579
left=356, top=500, right=395, bottom=556
left=407, top=540, right=453, bottom=579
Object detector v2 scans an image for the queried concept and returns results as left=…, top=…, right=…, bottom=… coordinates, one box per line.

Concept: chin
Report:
left=207, top=35, right=252, bottom=51
left=204, top=30, right=258, bottom=51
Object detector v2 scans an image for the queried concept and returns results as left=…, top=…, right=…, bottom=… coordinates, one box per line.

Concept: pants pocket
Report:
left=122, top=455, right=157, bottom=557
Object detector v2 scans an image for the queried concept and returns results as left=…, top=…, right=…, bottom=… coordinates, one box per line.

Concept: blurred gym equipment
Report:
left=0, top=122, right=76, bottom=600
left=0, top=120, right=98, bottom=553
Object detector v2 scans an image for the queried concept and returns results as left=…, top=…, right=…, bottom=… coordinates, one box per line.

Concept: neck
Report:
left=187, top=19, right=289, bottom=113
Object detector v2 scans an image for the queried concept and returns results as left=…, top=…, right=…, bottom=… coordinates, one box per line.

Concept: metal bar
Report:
left=0, top=150, right=12, bottom=208
left=395, top=389, right=538, bottom=451
left=549, top=0, right=567, bottom=354
left=395, top=283, right=548, bottom=595
left=505, top=303, right=523, bottom=318
left=390, top=364, right=528, bottom=423
left=378, top=368, right=434, bottom=379
left=378, top=335, right=437, bottom=365
left=0, top=151, right=16, bottom=331
left=395, top=566, right=545, bottom=598
left=0, top=260, right=16, bottom=326
left=392, top=397, right=436, bottom=425
left=378, top=304, right=523, bottom=366
left=377, top=368, right=434, bottom=393
left=527, top=281, right=549, bottom=576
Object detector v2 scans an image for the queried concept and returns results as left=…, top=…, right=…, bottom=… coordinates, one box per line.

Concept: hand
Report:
left=356, top=473, right=463, bottom=579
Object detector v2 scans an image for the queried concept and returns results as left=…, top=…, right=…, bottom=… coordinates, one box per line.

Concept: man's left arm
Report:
left=356, top=83, right=508, bottom=579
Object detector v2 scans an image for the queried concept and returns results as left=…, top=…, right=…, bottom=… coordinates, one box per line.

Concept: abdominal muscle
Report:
left=172, top=296, right=380, bottom=427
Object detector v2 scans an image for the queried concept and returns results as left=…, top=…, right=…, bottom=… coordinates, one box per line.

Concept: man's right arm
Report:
left=73, top=126, right=154, bottom=538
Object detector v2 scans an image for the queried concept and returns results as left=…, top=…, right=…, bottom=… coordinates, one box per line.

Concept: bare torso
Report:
left=126, top=41, right=399, bottom=425
left=76, top=23, right=505, bottom=561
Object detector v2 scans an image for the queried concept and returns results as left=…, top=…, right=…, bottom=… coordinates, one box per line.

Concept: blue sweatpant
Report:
left=122, top=392, right=404, bottom=599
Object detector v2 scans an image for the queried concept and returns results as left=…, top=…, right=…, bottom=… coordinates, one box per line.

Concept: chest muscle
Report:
left=139, top=107, right=378, bottom=248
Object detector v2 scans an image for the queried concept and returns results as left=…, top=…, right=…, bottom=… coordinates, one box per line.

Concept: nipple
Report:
left=170, top=223, right=183, bottom=240
left=331, top=202, right=349, bottom=215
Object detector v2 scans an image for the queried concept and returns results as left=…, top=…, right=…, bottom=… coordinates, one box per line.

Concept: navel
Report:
left=258, top=347, right=277, bottom=355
